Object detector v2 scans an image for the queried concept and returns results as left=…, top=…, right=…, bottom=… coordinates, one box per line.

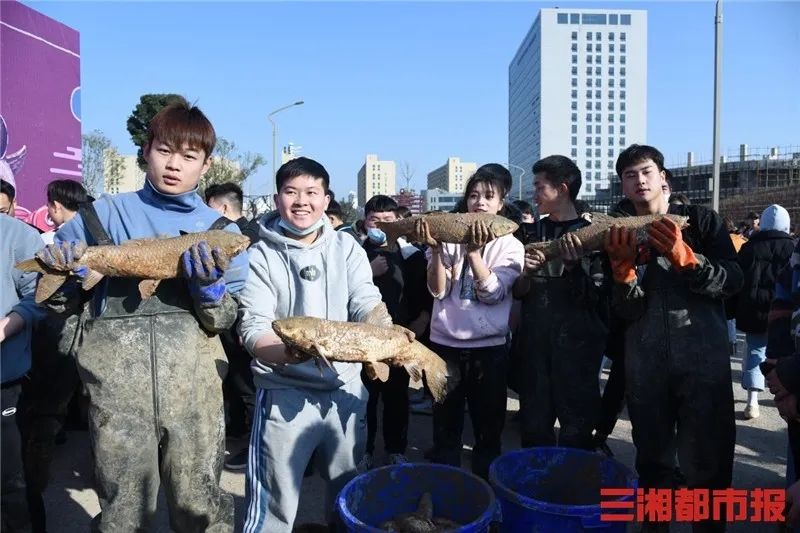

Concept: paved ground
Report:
left=42, top=341, right=790, bottom=531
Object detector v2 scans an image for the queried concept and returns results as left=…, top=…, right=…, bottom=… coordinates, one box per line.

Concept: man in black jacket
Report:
left=733, top=204, right=794, bottom=419
left=605, top=145, right=743, bottom=533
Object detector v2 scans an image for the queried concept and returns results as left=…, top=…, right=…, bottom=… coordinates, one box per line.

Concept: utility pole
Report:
left=711, top=0, right=723, bottom=212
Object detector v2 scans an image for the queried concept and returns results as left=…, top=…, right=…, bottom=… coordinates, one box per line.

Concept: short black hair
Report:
left=532, top=155, right=582, bottom=201
left=462, top=163, right=512, bottom=205
left=574, top=199, right=591, bottom=215
left=747, top=211, right=759, bottom=220
left=364, top=195, right=398, bottom=216
left=47, top=179, right=89, bottom=212
left=616, top=144, right=666, bottom=178
left=325, top=198, right=343, bottom=218
left=276, top=157, right=329, bottom=193
left=669, top=193, right=690, bottom=205
left=512, top=200, right=533, bottom=216
left=1, top=179, right=15, bottom=201
left=395, top=206, right=412, bottom=219
left=205, top=182, right=244, bottom=213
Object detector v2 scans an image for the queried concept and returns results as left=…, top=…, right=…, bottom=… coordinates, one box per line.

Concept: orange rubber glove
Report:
left=604, top=226, right=637, bottom=284
left=647, top=218, right=700, bottom=271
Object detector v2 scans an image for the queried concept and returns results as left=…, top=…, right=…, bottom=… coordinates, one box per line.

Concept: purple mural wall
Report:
left=0, top=0, right=81, bottom=231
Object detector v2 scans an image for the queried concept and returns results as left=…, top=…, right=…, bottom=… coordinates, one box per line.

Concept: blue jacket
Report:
left=1, top=215, right=45, bottom=383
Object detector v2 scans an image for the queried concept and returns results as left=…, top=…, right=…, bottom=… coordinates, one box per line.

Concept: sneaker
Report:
left=224, top=448, right=248, bottom=470
left=357, top=452, right=374, bottom=473
left=387, top=453, right=408, bottom=465
left=744, top=404, right=760, bottom=420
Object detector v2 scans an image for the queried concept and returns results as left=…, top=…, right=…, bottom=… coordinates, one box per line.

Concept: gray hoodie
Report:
left=238, top=211, right=383, bottom=390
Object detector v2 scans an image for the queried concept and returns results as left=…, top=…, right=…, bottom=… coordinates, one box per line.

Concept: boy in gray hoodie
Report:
left=238, top=157, right=390, bottom=532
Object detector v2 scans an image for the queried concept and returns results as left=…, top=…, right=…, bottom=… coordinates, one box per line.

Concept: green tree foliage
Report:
left=126, top=93, right=187, bottom=170
left=338, top=197, right=359, bottom=225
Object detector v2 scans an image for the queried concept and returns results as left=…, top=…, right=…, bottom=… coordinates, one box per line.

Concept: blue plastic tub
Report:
left=337, top=463, right=498, bottom=532
left=489, top=447, right=637, bottom=532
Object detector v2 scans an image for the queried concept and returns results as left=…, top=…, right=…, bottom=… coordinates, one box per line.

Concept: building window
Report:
left=609, top=114, right=615, bottom=122
left=621, top=44, right=627, bottom=53
left=620, top=90, right=626, bottom=99
left=585, top=101, right=592, bottom=110
left=586, top=125, right=592, bottom=134
left=571, top=136, right=577, bottom=145
left=621, top=56, right=626, bottom=65
left=570, top=13, right=580, bottom=24
left=595, top=136, right=601, bottom=145
left=586, top=159, right=592, bottom=168
left=595, top=160, right=601, bottom=169
left=572, top=125, right=578, bottom=134
left=620, top=79, right=626, bottom=88
left=595, top=55, right=602, bottom=64
left=620, top=125, right=626, bottom=134
left=595, top=148, right=601, bottom=157
left=572, top=113, right=578, bottom=122
left=586, top=114, right=593, bottom=122
left=609, top=44, right=615, bottom=53
left=609, top=14, right=618, bottom=25
left=557, top=13, right=569, bottom=23
left=595, top=43, right=602, bottom=52
left=620, top=137, right=626, bottom=145
left=586, top=89, right=592, bottom=98
left=609, top=125, right=615, bottom=133
left=586, top=148, right=592, bottom=157
left=609, top=32, right=615, bottom=41
left=609, top=137, right=614, bottom=145
left=586, top=43, right=592, bottom=52
left=572, top=31, right=578, bottom=40
left=621, top=32, right=627, bottom=41
left=609, top=67, right=615, bottom=76
left=595, top=125, right=601, bottom=134
left=595, top=77, right=601, bottom=87
left=572, top=66, right=578, bottom=75
left=609, top=56, right=615, bottom=64
left=572, top=78, right=578, bottom=87
left=621, top=14, right=631, bottom=25
left=587, top=31, right=592, bottom=40
left=572, top=89, right=578, bottom=98
left=573, top=101, right=578, bottom=110
left=609, top=78, right=615, bottom=87
left=587, top=55, right=593, bottom=64
left=608, top=148, right=614, bottom=157
left=571, top=148, right=577, bottom=157
left=595, top=101, right=601, bottom=110
left=572, top=43, right=578, bottom=52
left=572, top=54, right=578, bottom=64
left=596, top=31, right=602, bottom=40
left=608, top=160, right=614, bottom=169
left=586, top=184, right=593, bottom=192
left=586, top=78, right=592, bottom=87
left=595, top=90, right=601, bottom=99
left=620, top=67, right=626, bottom=76
left=586, top=66, right=593, bottom=75
left=595, top=113, right=601, bottom=122
left=621, top=114, right=626, bottom=122
left=582, top=13, right=607, bottom=24
left=608, top=102, right=615, bottom=111
left=595, top=66, right=601, bottom=76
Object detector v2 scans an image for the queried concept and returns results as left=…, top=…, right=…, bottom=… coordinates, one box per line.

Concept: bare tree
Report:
left=199, top=137, right=266, bottom=195
left=399, top=161, right=416, bottom=191
left=82, top=130, right=124, bottom=197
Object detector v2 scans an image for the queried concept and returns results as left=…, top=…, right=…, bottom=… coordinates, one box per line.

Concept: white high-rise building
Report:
left=509, top=9, right=647, bottom=201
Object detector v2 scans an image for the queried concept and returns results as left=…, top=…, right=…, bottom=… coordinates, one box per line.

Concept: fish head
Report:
left=271, top=316, right=317, bottom=347
left=490, top=216, right=519, bottom=237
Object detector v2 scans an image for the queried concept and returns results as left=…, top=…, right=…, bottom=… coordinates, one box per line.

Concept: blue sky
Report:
left=25, top=1, right=800, bottom=200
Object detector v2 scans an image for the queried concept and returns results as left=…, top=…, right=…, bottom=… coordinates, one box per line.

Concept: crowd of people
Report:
left=2, top=98, right=800, bottom=533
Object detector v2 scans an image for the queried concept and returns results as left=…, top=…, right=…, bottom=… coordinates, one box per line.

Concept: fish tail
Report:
left=14, top=258, right=44, bottom=273
left=377, top=221, right=403, bottom=252
left=419, top=349, right=451, bottom=403
left=34, top=273, right=69, bottom=304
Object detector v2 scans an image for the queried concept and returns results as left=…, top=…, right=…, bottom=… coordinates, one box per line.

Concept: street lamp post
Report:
left=711, top=0, right=723, bottom=212
left=268, top=100, right=304, bottom=201
left=508, top=163, right=526, bottom=201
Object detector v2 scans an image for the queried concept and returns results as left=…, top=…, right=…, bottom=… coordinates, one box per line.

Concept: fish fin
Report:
left=81, top=269, right=105, bottom=291
left=402, top=361, right=423, bottom=382
left=14, top=258, right=44, bottom=273
left=416, top=492, right=434, bottom=520
left=179, top=230, right=189, bottom=236
left=311, top=342, right=336, bottom=373
left=35, top=273, right=69, bottom=304
left=364, top=362, right=390, bottom=382
left=138, top=279, right=161, bottom=299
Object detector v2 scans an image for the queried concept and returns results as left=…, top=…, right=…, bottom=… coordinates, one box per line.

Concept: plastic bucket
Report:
left=489, top=447, right=637, bottom=532
left=337, top=462, right=498, bottom=532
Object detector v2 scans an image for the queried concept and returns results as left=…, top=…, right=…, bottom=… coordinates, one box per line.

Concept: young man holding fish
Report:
left=238, top=157, right=391, bottom=532
left=511, top=155, right=610, bottom=451
left=605, top=144, right=742, bottom=531
left=34, top=100, right=247, bottom=532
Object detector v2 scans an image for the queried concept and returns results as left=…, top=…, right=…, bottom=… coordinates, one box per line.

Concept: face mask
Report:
left=278, top=217, right=325, bottom=237
left=367, top=227, right=387, bottom=245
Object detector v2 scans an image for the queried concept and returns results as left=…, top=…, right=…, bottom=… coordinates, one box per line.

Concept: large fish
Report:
left=525, top=212, right=689, bottom=261
left=380, top=492, right=462, bottom=532
left=376, top=212, right=518, bottom=249
left=272, top=316, right=450, bottom=403
left=15, top=230, right=251, bottom=304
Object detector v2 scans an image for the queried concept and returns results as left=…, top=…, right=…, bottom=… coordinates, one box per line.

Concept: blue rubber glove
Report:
left=38, top=241, right=90, bottom=280
left=181, top=241, right=229, bottom=307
